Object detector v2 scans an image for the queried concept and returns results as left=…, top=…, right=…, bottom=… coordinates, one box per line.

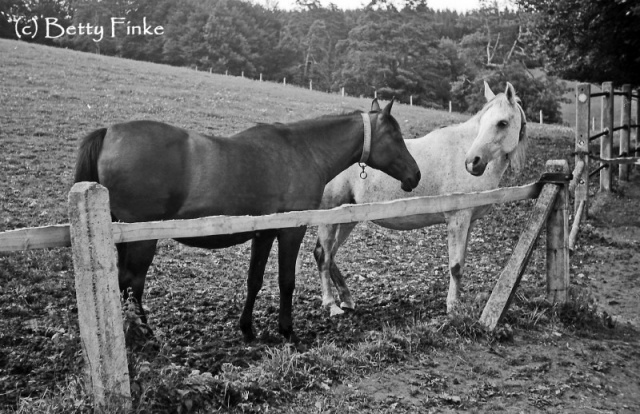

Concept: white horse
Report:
left=312, top=82, right=528, bottom=316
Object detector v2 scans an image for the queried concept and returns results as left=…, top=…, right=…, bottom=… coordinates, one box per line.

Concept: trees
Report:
left=335, top=6, right=451, bottom=107
left=517, top=0, right=640, bottom=86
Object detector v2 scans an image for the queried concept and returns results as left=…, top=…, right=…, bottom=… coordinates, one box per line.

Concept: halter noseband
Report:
left=359, top=112, right=372, bottom=179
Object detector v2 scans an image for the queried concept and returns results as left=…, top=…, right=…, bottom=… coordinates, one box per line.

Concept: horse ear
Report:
left=505, top=82, right=516, bottom=103
left=371, top=98, right=381, bottom=112
left=484, top=81, right=495, bottom=102
left=382, top=97, right=394, bottom=115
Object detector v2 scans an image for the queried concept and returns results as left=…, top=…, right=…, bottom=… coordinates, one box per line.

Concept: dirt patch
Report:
left=580, top=171, right=640, bottom=328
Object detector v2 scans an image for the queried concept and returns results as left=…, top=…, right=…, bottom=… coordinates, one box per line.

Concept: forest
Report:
left=2, top=0, right=639, bottom=124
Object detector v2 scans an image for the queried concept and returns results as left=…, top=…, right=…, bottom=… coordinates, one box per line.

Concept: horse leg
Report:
left=445, top=210, right=473, bottom=314
left=239, top=232, right=276, bottom=342
left=277, top=227, right=307, bottom=342
left=116, top=240, right=158, bottom=324
left=329, top=222, right=357, bottom=311
left=314, top=224, right=344, bottom=316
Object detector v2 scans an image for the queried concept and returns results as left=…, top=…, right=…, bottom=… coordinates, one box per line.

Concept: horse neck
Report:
left=293, top=114, right=364, bottom=183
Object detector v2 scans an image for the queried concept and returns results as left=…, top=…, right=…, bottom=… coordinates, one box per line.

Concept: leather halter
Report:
left=360, top=112, right=372, bottom=164
left=358, top=112, right=372, bottom=179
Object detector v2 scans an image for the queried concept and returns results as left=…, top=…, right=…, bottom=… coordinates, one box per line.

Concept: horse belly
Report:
left=174, top=232, right=256, bottom=249
left=373, top=212, right=445, bottom=230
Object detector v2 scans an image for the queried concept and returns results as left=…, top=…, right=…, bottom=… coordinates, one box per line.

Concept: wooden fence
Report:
left=570, top=82, right=640, bottom=250
left=0, top=159, right=574, bottom=410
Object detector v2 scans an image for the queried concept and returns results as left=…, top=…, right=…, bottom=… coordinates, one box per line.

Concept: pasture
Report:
left=1, top=38, right=639, bottom=413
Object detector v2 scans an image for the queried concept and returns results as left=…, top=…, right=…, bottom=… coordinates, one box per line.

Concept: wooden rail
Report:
left=0, top=183, right=541, bottom=251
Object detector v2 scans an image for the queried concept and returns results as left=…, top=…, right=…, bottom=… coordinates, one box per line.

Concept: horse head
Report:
left=366, top=98, right=421, bottom=191
left=465, top=82, right=528, bottom=176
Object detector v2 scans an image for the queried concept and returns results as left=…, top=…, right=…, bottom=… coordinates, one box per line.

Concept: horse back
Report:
left=96, top=120, right=324, bottom=223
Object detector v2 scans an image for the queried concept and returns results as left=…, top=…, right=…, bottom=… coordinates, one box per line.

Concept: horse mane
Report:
left=472, top=93, right=529, bottom=173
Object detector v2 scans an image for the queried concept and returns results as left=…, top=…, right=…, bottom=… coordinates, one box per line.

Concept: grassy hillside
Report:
left=2, top=38, right=638, bottom=414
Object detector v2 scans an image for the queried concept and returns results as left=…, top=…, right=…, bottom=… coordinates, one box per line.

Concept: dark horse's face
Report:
left=367, top=99, right=421, bottom=191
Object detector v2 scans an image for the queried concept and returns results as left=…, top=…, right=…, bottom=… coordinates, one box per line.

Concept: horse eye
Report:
left=498, top=120, right=508, bottom=127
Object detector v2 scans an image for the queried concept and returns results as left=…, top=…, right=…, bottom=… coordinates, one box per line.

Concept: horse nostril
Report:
left=472, top=156, right=481, bottom=167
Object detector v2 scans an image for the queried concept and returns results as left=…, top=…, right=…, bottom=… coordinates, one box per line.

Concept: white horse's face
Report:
left=465, top=82, right=525, bottom=176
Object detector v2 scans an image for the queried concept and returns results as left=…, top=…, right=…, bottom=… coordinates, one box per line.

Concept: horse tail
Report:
left=74, top=127, right=107, bottom=183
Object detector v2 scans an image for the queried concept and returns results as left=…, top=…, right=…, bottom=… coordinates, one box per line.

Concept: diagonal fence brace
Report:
left=480, top=160, right=570, bottom=331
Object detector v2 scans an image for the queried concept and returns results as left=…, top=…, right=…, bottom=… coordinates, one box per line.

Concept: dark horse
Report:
left=74, top=99, right=421, bottom=342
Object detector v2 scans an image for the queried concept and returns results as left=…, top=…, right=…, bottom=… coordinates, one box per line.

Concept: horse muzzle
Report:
left=465, top=156, right=487, bottom=176
left=401, top=169, right=421, bottom=192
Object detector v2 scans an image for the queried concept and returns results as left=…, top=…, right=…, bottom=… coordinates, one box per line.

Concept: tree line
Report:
left=2, top=0, right=638, bottom=124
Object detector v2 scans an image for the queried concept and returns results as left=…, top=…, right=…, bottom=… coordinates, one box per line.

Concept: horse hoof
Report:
left=330, top=304, right=345, bottom=316
left=340, top=301, right=355, bottom=312
left=287, top=331, right=300, bottom=344
left=242, top=329, right=256, bottom=343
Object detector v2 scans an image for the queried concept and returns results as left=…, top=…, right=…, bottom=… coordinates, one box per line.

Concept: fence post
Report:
left=341, top=87, right=345, bottom=97
left=620, top=84, right=632, bottom=181
left=68, top=182, right=131, bottom=411
left=546, top=160, right=570, bottom=304
left=575, top=83, right=590, bottom=217
left=540, top=110, right=543, bottom=124
left=635, top=89, right=640, bottom=164
left=601, top=82, right=614, bottom=192
left=309, top=79, right=312, bottom=90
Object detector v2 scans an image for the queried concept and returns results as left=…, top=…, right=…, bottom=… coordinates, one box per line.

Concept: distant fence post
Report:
left=283, top=77, right=286, bottom=85
left=620, top=84, right=632, bottom=181
left=575, top=83, right=590, bottom=217
left=341, top=87, right=345, bottom=97
left=309, top=80, right=312, bottom=90
left=601, top=81, right=614, bottom=192
left=635, top=89, right=640, bottom=164
left=68, top=182, right=131, bottom=411
left=539, top=110, right=543, bottom=124
left=546, top=160, right=570, bottom=304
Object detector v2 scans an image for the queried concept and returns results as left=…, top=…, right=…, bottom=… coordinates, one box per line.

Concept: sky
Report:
left=271, top=0, right=483, bottom=13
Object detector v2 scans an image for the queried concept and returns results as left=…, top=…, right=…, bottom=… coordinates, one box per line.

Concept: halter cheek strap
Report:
left=359, top=112, right=372, bottom=179
left=517, top=103, right=527, bottom=141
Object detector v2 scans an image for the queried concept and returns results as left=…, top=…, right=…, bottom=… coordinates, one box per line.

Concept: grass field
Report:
left=1, top=38, right=639, bottom=413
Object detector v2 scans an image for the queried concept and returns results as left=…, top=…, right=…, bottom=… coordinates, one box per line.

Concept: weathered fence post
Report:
left=635, top=89, right=640, bottom=165
left=601, top=82, right=614, bottom=191
left=545, top=160, right=570, bottom=303
left=479, top=161, right=567, bottom=330
left=68, top=182, right=130, bottom=411
left=620, top=84, right=632, bottom=181
left=575, top=83, right=590, bottom=217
